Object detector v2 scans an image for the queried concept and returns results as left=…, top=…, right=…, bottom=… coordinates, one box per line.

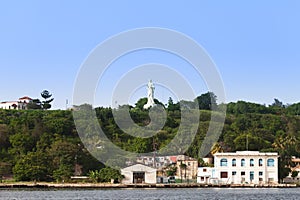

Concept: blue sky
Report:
left=0, top=1, right=300, bottom=109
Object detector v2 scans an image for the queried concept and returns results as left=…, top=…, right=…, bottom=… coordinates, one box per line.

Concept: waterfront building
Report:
left=197, top=167, right=218, bottom=184
left=121, top=164, right=157, bottom=184
left=175, top=156, right=198, bottom=180
left=283, top=156, right=300, bottom=183
left=213, top=151, right=279, bottom=184
left=135, top=155, right=197, bottom=180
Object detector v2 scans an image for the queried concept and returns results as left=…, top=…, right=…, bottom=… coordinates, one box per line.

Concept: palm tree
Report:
left=210, top=142, right=224, bottom=155
left=179, top=162, right=187, bottom=183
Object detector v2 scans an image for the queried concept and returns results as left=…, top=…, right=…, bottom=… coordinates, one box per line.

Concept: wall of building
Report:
left=176, top=160, right=198, bottom=180
left=214, top=151, right=278, bottom=184
left=121, top=164, right=157, bottom=184
left=0, top=101, right=27, bottom=110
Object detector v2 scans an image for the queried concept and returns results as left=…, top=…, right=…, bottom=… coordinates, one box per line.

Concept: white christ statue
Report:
left=143, top=80, right=155, bottom=109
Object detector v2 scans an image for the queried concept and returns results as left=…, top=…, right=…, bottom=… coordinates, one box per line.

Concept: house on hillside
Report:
left=0, top=96, right=32, bottom=110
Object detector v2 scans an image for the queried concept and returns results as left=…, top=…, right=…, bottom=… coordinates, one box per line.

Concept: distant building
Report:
left=135, top=155, right=198, bottom=180
left=121, top=164, right=157, bottom=184
left=0, top=96, right=32, bottom=110
left=175, top=156, right=198, bottom=180
left=197, top=167, right=217, bottom=184
left=283, top=156, right=300, bottom=183
left=213, top=151, right=279, bottom=184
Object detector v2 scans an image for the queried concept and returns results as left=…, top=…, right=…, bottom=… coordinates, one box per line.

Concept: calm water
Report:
left=0, top=188, right=299, bottom=200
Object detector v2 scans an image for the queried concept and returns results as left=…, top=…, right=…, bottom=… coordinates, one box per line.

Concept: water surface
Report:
left=0, top=188, right=299, bottom=200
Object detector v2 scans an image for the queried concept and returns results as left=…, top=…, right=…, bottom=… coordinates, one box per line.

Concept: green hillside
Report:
left=0, top=95, right=300, bottom=182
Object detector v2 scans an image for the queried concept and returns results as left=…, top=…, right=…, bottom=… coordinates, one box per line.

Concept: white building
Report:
left=136, top=155, right=198, bottom=180
left=121, top=164, right=157, bottom=184
left=213, top=151, right=279, bottom=184
left=0, top=96, right=32, bottom=110
left=197, top=167, right=218, bottom=184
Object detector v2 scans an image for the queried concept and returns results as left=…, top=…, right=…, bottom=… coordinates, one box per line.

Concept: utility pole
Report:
left=246, top=134, right=249, bottom=151
left=153, top=138, right=157, bottom=168
left=66, top=99, right=68, bottom=110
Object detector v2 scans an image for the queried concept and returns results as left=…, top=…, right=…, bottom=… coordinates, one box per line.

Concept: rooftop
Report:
left=214, top=151, right=278, bottom=156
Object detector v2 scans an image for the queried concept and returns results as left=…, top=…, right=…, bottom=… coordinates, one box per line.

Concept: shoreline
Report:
left=0, top=182, right=297, bottom=189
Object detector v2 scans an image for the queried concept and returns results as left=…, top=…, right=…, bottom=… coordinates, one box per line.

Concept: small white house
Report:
left=214, top=151, right=279, bottom=184
left=197, top=167, right=218, bottom=184
left=121, top=164, right=157, bottom=184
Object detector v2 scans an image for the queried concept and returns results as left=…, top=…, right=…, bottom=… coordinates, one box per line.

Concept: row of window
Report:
left=220, top=171, right=264, bottom=179
left=220, top=158, right=275, bottom=167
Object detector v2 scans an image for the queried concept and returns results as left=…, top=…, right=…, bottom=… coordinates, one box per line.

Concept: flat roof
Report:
left=214, top=151, right=278, bottom=156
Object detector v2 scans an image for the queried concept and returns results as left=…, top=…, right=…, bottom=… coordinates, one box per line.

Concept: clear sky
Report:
left=1, top=1, right=300, bottom=109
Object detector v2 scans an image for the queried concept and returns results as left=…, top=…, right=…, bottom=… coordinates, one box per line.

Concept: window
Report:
left=259, top=171, right=263, bottom=176
left=232, top=159, right=236, bottom=167
left=232, top=171, right=237, bottom=176
left=250, top=159, right=254, bottom=167
left=267, top=159, right=275, bottom=167
left=241, top=171, right=245, bottom=176
left=259, top=159, right=263, bottom=167
left=220, top=158, right=228, bottom=166
left=250, top=171, right=254, bottom=181
left=203, top=168, right=207, bottom=172
left=241, top=159, right=246, bottom=167
left=221, top=172, right=228, bottom=178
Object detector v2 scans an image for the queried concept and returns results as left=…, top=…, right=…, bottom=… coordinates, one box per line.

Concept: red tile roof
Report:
left=19, top=96, right=32, bottom=100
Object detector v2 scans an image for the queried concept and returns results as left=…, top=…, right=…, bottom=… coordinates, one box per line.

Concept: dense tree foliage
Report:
left=41, top=90, right=54, bottom=110
left=0, top=94, right=300, bottom=182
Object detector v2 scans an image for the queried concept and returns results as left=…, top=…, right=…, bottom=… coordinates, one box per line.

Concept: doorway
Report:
left=133, top=172, right=145, bottom=183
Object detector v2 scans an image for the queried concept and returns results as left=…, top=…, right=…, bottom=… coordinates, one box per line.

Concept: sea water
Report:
left=0, top=188, right=299, bottom=200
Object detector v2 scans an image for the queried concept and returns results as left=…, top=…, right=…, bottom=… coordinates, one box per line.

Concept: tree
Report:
left=291, top=170, right=299, bottom=179
left=88, top=167, right=123, bottom=183
left=165, top=164, right=177, bottom=176
left=48, top=139, right=79, bottom=181
left=0, top=124, right=9, bottom=149
left=27, top=99, right=42, bottom=109
left=53, top=163, right=73, bottom=182
left=179, top=162, right=187, bottom=183
left=272, top=98, right=284, bottom=108
left=210, top=142, right=224, bottom=154
left=195, top=92, right=217, bottom=110
left=41, top=90, right=54, bottom=110
left=135, top=98, right=148, bottom=110
left=167, top=97, right=180, bottom=111
left=13, top=151, right=50, bottom=181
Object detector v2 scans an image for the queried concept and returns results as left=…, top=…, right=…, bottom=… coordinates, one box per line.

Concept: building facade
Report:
left=197, top=167, right=217, bottom=184
left=0, top=96, right=32, bottom=110
left=283, top=157, right=300, bottom=183
left=121, top=164, right=157, bottom=184
left=175, top=157, right=198, bottom=180
left=213, top=151, right=278, bottom=184
left=136, top=155, right=198, bottom=180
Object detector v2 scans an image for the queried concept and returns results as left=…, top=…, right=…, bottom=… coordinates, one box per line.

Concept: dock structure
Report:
left=0, top=182, right=297, bottom=189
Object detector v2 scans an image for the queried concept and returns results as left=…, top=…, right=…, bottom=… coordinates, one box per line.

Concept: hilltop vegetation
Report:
left=0, top=93, right=300, bottom=182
